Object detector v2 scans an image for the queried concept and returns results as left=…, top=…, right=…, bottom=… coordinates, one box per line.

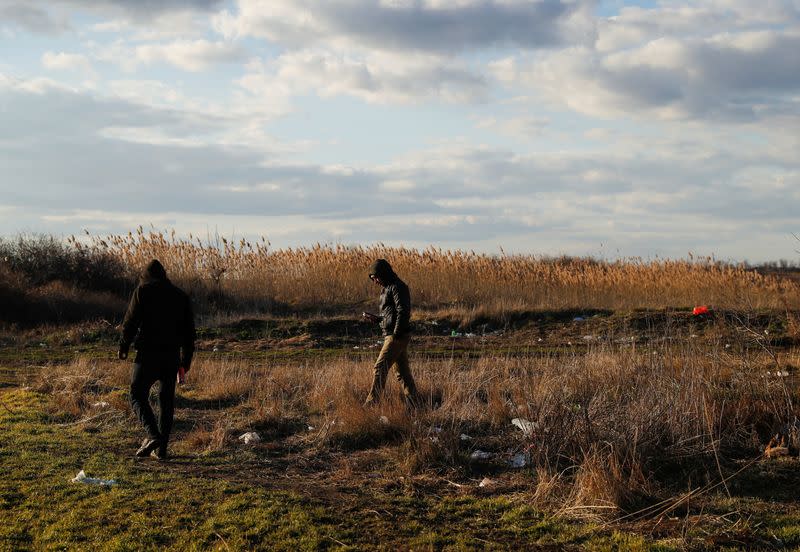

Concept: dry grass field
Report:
left=3, top=232, right=800, bottom=550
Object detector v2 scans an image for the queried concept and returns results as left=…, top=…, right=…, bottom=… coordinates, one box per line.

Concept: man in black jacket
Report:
left=119, top=259, right=195, bottom=459
left=363, top=259, right=419, bottom=406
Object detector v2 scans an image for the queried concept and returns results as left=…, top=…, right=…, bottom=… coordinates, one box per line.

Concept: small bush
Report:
left=0, top=234, right=128, bottom=293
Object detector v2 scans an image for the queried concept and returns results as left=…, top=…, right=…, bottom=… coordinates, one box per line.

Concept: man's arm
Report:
left=119, top=287, right=142, bottom=358
left=361, top=311, right=381, bottom=323
left=180, top=296, right=196, bottom=372
left=391, top=284, right=411, bottom=335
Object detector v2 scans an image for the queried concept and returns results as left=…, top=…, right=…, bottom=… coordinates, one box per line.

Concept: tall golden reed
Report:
left=78, top=227, right=800, bottom=314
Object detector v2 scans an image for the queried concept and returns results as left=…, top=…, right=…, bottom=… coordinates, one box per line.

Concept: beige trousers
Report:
left=366, top=334, right=418, bottom=404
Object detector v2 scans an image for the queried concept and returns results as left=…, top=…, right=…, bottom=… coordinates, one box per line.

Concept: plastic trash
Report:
left=511, top=418, right=537, bottom=436
left=692, top=306, right=710, bottom=316
left=470, top=450, right=492, bottom=461
left=460, top=434, right=472, bottom=441
left=72, top=470, right=116, bottom=486
left=509, top=453, right=528, bottom=468
left=238, top=432, right=261, bottom=445
left=478, top=477, right=494, bottom=488
left=573, top=317, right=585, bottom=322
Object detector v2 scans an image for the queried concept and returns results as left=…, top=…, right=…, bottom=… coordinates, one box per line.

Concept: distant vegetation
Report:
left=1, top=229, right=799, bottom=326
left=0, top=235, right=126, bottom=326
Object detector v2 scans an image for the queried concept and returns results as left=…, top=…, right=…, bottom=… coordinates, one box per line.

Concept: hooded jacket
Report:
left=120, top=260, right=196, bottom=369
left=369, top=259, right=412, bottom=337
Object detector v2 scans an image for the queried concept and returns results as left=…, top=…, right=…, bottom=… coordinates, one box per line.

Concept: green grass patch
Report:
left=0, top=386, right=676, bottom=550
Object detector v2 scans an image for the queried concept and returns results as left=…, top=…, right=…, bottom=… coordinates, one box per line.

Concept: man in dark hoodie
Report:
left=363, top=259, right=419, bottom=406
left=119, top=259, right=195, bottom=459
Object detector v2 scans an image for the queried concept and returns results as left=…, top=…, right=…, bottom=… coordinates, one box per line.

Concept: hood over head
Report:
left=369, top=259, right=397, bottom=283
left=141, top=259, right=168, bottom=283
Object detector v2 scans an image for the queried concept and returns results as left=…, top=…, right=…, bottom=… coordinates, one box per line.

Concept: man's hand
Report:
left=362, top=312, right=380, bottom=323
left=118, top=345, right=129, bottom=360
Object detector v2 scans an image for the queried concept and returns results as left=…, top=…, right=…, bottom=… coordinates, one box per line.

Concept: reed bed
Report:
left=81, top=228, right=800, bottom=317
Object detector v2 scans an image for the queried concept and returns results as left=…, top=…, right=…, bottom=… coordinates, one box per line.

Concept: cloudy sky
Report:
left=1, top=0, right=799, bottom=261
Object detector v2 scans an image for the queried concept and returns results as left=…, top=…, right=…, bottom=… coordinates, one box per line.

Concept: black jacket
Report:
left=370, top=259, right=412, bottom=337
left=120, top=261, right=195, bottom=370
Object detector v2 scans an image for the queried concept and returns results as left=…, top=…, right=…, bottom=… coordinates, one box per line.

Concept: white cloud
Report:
left=495, top=26, right=800, bottom=121
left=474, top=114, right=549, bottom=139
left=89, top=11, right=212, bottom=40
left=0, top=2, right=70, bottom=34
left=240, top=49, right=488, bottom=105
left=88, top=37, right=247, bottom=74
left=1, top=75, right=798, bottom=259
left=381, top=179, right=416, bottom=192
left=213, top=0, right=594, bottom=52
left=4, top=2, right=800, bottom=261
left=41, top=51, right=96, bottom=78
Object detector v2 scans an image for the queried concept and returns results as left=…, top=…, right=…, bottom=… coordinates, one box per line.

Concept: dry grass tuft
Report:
left=183, top=416, right=234, bottom=453
left=33, top=357, right=128, bottom=419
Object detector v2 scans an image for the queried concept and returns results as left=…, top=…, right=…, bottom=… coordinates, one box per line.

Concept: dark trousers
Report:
left=130, top=350, right=179, bottom=443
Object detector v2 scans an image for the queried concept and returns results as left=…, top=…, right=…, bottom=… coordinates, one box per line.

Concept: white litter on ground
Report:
left=470, top=450, right=492, bottom=461
left=509, top=453, right=528, bottom=469
left=238, top=432, right=261, bottom=444
left=511, top=418, right=537, bottom=436
left=71, top=470, right=116, bottom=486
left=460, top=434, right=472, bottom=441
left=91, top=401, right=110, bottom=409
left=478, top=477, right=494, bottom=488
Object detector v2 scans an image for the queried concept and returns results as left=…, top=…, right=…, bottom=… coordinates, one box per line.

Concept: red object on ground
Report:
left=178, top=366, right=186, bottom=384
left=693, top=305, right=710, bottom=316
